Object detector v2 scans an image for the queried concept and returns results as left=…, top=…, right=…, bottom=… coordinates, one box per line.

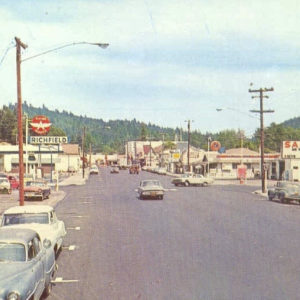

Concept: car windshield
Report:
left=142, top=180, right=161, bottom=187
left=0, top=178, right=8, bottom=183
left=3, top=213, right=49, bottom=226
left=0, top=242, right=26, bottom=262
left=26, top=181, right=45, bottom=187
left=277, top=182, right=299, bottom=189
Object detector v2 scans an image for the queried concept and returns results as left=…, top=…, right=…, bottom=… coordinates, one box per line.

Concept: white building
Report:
left=280, top=141, right=300, bottom=181
left=0, top=143, right=81, bottom=175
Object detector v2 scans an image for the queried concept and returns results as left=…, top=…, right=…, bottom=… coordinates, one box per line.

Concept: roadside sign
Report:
left=30, top=115, right=51, bottom=135
left=30, top=136, right=68, bottom=144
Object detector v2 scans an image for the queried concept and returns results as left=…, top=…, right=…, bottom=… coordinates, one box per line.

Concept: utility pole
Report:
left=249, top=87, right=274, bottom=193
left=82, top=126, right=86, bottom=179
left=89, top=143, right=92, bottom=167
left=207, top=136, right=211, bottom=175
left=150, top=139, right=152, bottom=167
left=16, top=37, right=27, bottom=206
left=185, top=120, right=193, bottom=172
left=160, top=133, right=165, bottom=167
left=126, top=141, right=129, bottom=166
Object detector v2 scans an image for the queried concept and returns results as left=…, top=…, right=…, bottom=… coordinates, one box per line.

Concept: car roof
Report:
left=0, top=227, right=37, bottom=243
left=3, top=205, right=53, bottom=214
left=141, top=179, right=161, bottom=183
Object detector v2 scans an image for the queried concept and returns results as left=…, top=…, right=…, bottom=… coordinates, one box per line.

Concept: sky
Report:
left=1, top=0, right=300, bottom=137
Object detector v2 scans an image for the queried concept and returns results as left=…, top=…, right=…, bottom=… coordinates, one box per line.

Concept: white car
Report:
left=90, top=165, right=99, bottom=175
left=172, top=173, right=214, bottom=187
left=0, top=177, right=11, bottom=194
left=1, top=205, right=66, bottom=256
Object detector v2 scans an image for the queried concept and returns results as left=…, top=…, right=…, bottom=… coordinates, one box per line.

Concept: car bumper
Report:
left=141, top=191, right=164, bottom=198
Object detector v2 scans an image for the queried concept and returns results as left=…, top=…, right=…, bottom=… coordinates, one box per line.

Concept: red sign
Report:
left=210, top=141, right=221, bottom=151
left=30, top=115, right=51, bottom=135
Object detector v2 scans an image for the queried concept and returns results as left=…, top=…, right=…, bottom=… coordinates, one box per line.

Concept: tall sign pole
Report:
left=15, top=37, right=27, bottom=206
left=249, top=87, right=274, bottom=193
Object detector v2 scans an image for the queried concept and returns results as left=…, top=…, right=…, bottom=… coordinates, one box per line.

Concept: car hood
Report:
left=0, top=261, right=30, bottom=282
left=24, top=186, right=42, bottom=191
left=141, top=185, right=164, bottom=191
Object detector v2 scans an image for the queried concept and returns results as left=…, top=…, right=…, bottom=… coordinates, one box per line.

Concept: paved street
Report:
left=42, top=168, right=300, bottom=300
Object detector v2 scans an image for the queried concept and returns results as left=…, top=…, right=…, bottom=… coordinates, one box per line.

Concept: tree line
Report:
left=0, top=103, right=300, bottom=154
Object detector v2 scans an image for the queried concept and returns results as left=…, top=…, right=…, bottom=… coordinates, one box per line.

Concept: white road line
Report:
left=62, top=245, right=77, bottom=251
left=67, top=226, right=81, bottom=231
left=52, top=277, right=79, bottom=283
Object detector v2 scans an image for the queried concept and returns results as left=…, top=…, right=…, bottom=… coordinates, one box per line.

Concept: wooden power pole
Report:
left=249, top=87, right=274, bottom=193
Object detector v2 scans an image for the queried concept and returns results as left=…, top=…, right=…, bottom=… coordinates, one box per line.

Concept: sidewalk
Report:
left=0, top=171, right=89, bottom=214
left=50, top=170, right=89, bottom=187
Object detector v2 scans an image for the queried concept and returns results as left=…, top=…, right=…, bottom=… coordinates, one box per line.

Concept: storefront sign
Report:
left=30, top=136, right=68, bottom=144
left=282, top=141, right=300, bottom=159
left=172, top=152, right=180, bottom=161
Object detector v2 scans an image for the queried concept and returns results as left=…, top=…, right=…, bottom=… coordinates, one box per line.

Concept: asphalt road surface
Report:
left=49, top=168, right=300, bottom=300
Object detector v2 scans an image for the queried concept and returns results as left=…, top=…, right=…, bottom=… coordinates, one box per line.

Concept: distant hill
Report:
left=281, top=117, right=300, bottom=129
left=5, top=102, right=283, bottom=153
left=8, top=102, right=182, bottom=154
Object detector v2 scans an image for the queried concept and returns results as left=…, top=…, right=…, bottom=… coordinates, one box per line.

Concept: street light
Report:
left=15, top=37, right=109, bottom=205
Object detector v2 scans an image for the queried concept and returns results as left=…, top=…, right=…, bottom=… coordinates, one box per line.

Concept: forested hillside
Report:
left=282, top=117, right=300, bottom=128
left=1, top=103, right=300, bottom=154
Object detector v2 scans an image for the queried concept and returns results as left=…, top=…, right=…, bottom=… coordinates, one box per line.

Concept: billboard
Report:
left=282, top=141, right=300, bottom=159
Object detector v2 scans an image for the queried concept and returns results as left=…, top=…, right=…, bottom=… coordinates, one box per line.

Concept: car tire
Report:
left=184, top=181, right=190, bottom=187
left=279, top=195, right=285, bottom=203
left=174, top=183, right=179, bottom=186
left=268, top=196, right=274, bottom=201
left=202, top=182, right=208, bottom=187
left=43, top=281, right=52, bottom=298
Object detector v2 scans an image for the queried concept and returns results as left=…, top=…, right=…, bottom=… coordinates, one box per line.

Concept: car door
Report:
left=51, top=211, right=66, bottom=248
left=28, top=238, right=45, bottom=299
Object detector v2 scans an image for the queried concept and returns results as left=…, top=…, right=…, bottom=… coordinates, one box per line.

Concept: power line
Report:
left=0, top=41, right=15, bottom=67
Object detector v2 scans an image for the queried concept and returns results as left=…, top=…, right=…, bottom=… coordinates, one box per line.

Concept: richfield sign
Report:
left=282, top=141, right=300, bottom=159
left=30, top=115, right=68, bottom=144
left=30, top=136, right=68, bottom=144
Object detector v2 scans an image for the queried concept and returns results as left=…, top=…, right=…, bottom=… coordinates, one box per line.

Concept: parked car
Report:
left=8, top=175, right=19, bottom=189
left=172, top=173, right=214, bottom=187
left=268, top=181, right=300, bottom=204
left=138, top=179, right=164, bottom=200
left=1, top=205, right=67, bottom=256
left=0, top=177, right=11, bottom=194
left=0, top=227, right=56, bottom=299
left=90, top=165, right=99, bottom=175
left=24, top=180, right=51, bottom=201
left=110, top=166, right=120, bottom=174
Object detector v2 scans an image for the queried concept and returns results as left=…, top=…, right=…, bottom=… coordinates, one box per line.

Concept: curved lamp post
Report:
left=15, top=37, right=109, bottom=205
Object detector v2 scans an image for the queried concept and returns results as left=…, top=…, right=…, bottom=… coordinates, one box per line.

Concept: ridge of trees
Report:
left=0, top=103, right=299, bottom=154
